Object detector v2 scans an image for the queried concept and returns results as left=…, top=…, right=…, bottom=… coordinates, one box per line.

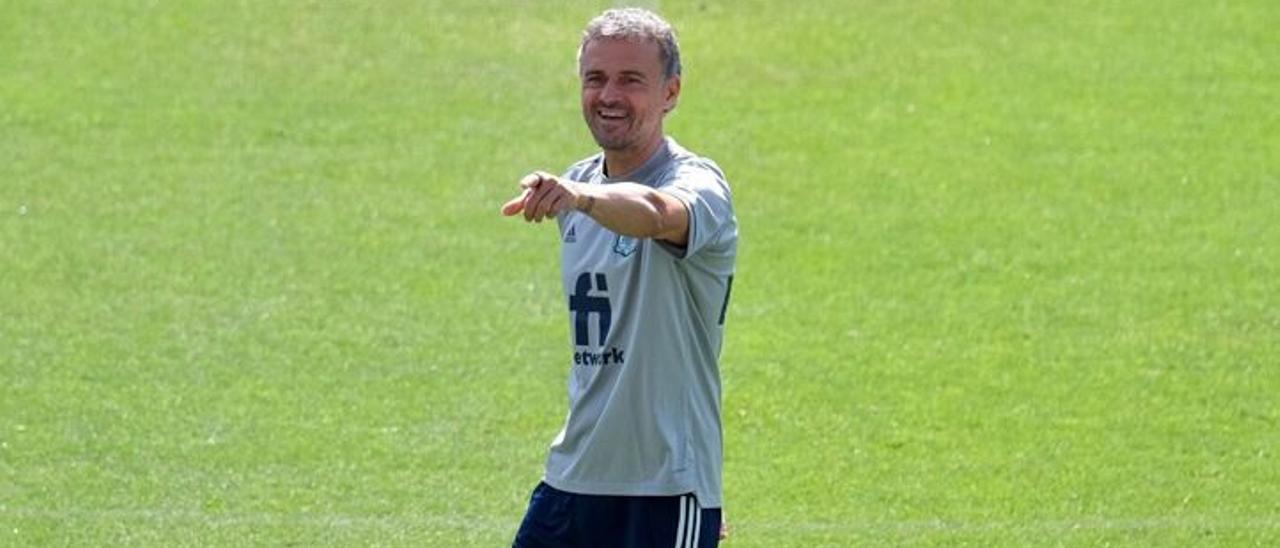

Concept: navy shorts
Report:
left=513, top=482, right=721, bottom=548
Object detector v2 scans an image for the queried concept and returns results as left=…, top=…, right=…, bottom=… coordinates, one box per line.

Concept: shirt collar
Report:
left=603, top=137, right=673, bottom=185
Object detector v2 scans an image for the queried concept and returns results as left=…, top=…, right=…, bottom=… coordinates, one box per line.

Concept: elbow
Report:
left=642, top=190, right=687, bottom=244
left=643, top=191, right=675, bottom=237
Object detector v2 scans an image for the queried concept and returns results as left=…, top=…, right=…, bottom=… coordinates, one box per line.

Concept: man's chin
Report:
left=590, top=133, right=634, bottom=152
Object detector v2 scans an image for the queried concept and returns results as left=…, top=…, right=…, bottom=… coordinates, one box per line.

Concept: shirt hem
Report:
left=542, top=475, right=722, bottom=509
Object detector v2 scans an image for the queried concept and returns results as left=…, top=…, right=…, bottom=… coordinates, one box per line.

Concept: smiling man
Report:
left=502, top=8, right=737, bottom=548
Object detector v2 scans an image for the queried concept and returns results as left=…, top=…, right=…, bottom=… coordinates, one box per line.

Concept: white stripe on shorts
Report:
left=690, top=497, right=701, bottom=547
left=673, top=495, right=704, bottom=548
left=673, top=495, right=688, bottom=548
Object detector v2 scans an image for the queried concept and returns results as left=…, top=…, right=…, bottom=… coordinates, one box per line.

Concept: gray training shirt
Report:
left=544, top=137, right=737, bottom=508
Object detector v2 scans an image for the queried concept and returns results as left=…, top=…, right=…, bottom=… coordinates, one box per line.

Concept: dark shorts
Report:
left=513, top=482, right=721, bottom=548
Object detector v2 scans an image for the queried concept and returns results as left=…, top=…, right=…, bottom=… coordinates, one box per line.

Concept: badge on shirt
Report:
left=612, top=234, right=639, bottom=257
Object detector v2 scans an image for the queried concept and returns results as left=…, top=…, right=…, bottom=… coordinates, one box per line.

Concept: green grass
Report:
left=2, top=0, right=1277, bottom=545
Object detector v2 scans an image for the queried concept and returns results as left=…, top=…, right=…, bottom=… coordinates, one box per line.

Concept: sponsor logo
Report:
left=569, top=272, right=611, bottom=346
left=564, top=225, right=577, bottom=243
left=568, top=272, right=624, bottom=367
left=574, top=347, right=626, bottom=366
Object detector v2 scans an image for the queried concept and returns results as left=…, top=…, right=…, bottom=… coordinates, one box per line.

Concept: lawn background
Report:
left=2, top=0, right=1278, bottom=545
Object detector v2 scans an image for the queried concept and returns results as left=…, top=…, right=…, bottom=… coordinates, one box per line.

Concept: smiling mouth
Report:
left=597, top=108, right=628, bottom=122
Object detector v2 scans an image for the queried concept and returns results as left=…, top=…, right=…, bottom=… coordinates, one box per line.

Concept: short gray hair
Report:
left=579, top=8, right=682, bottom=80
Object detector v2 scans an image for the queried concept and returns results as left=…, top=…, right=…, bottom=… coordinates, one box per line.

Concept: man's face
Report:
left=579, top=37, right=680, bottom=155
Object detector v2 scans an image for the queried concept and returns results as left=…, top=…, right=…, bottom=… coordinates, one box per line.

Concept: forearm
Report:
left=575, top=182, right=688, bottom=243
left=502, top=172, right=690, bottom=245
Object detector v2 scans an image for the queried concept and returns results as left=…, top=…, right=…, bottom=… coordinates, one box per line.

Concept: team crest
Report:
left=612, top=234, right=639, bottom=257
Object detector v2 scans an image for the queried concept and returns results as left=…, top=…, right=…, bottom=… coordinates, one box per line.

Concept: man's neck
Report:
left=603, top=134, right=665, bottom=179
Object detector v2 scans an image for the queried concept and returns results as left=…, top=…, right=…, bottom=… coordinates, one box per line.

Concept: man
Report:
left=501, top=8, right=737, bottom=548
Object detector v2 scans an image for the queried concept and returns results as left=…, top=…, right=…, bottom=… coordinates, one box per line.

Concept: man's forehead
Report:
left=580, top=37, right=663, bottom=72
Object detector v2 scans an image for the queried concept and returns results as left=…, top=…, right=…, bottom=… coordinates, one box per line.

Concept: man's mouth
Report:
left=597, top=108, right=628, bottom=121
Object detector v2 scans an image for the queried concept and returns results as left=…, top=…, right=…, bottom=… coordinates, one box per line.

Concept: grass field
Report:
left=2, top=0, right=1278, bottom=545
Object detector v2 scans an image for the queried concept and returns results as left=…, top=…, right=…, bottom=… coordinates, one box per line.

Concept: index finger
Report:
left=500, top=188, right=532, bottom=216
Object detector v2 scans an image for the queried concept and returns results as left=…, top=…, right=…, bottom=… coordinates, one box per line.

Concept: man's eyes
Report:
left=582, top=75, right=645, bottom=86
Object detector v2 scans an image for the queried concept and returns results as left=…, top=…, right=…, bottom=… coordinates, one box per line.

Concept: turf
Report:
left=2, top=0, right=1277, bottom=546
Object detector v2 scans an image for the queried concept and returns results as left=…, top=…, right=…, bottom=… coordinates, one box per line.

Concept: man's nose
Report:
left=599, top=80, right=623, bottom=103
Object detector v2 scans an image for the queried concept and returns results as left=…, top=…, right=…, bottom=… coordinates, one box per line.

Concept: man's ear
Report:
left=663, top=75, right=682, bottom=114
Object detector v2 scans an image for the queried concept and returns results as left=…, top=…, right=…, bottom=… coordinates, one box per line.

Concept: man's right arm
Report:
left=501, top=171, right=690, bottom=247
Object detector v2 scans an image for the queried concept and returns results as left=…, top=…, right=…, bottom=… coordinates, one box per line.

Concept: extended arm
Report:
left=501, top=171, right=689, bottom=247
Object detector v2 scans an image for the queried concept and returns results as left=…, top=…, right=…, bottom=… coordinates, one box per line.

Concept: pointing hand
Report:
left=501, top=171, right=583, bottom=223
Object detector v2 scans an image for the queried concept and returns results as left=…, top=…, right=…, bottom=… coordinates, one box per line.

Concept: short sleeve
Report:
left=657, top=159, right=736, bottom=259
